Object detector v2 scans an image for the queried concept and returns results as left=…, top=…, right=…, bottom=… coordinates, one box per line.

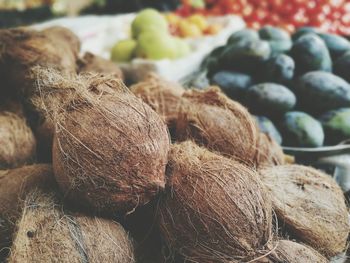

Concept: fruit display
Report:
left=177, top=0, right=350, bottom=35
left=0, top=25, right=349, bottom=263
left=111, top=9, right=191, bottom=62
left=204, top=25, right=350, bottom=148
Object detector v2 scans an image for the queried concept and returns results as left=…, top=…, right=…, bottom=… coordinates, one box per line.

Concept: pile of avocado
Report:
left=203, top=26, right=350, bottom=148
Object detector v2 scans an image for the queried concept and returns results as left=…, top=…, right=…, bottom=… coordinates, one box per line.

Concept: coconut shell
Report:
left=130, top=73, right=184, bottom=130
left=0, top=26, right=80, bottom=98
left=78, top=52, right=124, bottom=80
left=159, top=141, right=273, bottom=263
left=260, top=164, right=349, bottom=257
left=175, top=87, right=259, bottom=166
left=0, top=111, right=36, bottom=169
left=48, top=73, right=170, bottom=216
left=254, top=133, right=285, bottom=168
left=9, top=191, right=135, bottom=263
left=267, top=240, right=328, bottom=263
left=0, top=164, right=54, bottom=258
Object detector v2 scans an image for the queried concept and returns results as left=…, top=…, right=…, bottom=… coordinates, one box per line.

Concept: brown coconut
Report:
left=260, top=164, right=350, bottom=257
left=78, top=52, right=124, bottom=80
left=9, top=191, right=135, bottom=263
left=43, top=71, right=170, bottom=216
left=130, top=73, right=184, bottom=130
left=0, top=164, right=54, bottom=258
left=254, top=133, right=285, bottom=168
left=175, top=87, right=259, bottom=166
left=266, top=240, right=328, bottom=263
left=0, top=26, right=80, bottom=97
left=0, top=111, right=36, bottom=169
left=159, top=141, right=273, bottom=263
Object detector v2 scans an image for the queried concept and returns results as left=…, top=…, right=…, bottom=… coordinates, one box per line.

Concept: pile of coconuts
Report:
left=0, top=25, right=348, bottom=263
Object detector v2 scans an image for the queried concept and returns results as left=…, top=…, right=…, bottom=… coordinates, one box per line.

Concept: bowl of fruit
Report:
left=199, top=25, right=350, bottom=193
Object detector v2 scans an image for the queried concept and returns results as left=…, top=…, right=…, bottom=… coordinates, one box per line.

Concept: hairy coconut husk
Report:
left=34, top=119, right=54, bottom=163
left=78, top=52, right=124, bottom=80
left=0, top=98, right=24, bottom=116
left=0, top=164, right=54, bottom=259
left=130, top=73, right=184, bottom=131
left=0, top=111, right=36, bottom=169
left=254, top=133, right=285, bottom=168
left=9, top=191, right=135, bottom=263
left=266, top=240, right=328, bottom=263
left=0, top=26, right=80, bottom=98
left=33, top=69, right=171, bottom=216
left=175, top=87, right=259, bottom=166
left=260, top=164, right=349, bottom=257
left=159, top=141, right=273, bottom=263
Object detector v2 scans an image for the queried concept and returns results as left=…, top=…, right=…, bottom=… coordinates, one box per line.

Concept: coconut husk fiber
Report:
left=8, top=191, right=135, bottom=263
left=266, top=240, right=328, bottom=263
left=0, top=111, right=36, bottom=169
left=33, top=69, right=171, bottom=216
left=260, top=164, right=350, bottom=257
left=130, top=73, right=184, bottom=131
left=254, top=133, right=285, bottom=169
left=175, top=87, right=259, bottom=166
left=0, top=26, right=80, bottom=98
left=159, top=141, right=273, bottom=263
left=78, top=52, right=124, bottom=80
left=0, top=164, right=54, bottom=259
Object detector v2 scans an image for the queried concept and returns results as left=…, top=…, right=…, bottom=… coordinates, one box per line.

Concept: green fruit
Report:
left=220, top=39, right=271, bottom=74
left=259, top=26, right=290, bottom=41
left=111, top=39, right=137, bottom=62
left=281, top=111, right=324, bottom=147
left=211, top=71, right=252, bottom=100
left=334, top=51, right=350, bottom=83
left=247, top=83, right=296, bottom=116
left=254, top=115, right=282, bottom=144
left=268, top=39, right=292, bottom=54
left=297, top=71, right=350, bottom=113
left=263, top=54, right=294, bottom=84
left=174, top=38, right=191, bottom=58
left=320, top=108, right=350, bottom=145
left=292, top=27, right=319, bottom=41
left=227, top=29, right=260, bottom=45
left=290, top=34, right=332, bottom=75
left=135, top=31, right=177, bottom=60
left=131, top=8, right=168, bottom=39
left=318, top=33, right=350, bottom=59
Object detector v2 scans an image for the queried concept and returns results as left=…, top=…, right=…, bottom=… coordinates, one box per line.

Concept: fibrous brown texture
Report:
left=39, top=70, right=170, bottom=216
left=9, top=191, right=135, bottom=263
left=0, top=164, right=54, bottom=257
left=78, top=52, right=124, bottom=80
left=159, top=141, right=273, bottom=263
left=254, top=133, right=285, bottom=169
left=0, top=26, right=80, bottom=97
left=267, top=240, right=328, bottom=263
left=260, top=164, right=349, bottom=257
left=0, top=111, right=36, bottom=169
left=130, top=73, right=184, bottom=130
left=175, top=87, right=259, bottom=166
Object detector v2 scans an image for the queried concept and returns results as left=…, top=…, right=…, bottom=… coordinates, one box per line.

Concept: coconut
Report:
left=38, top=70, right=170, bottom=216
left=78, top=52, right=124, bottom=80
left=0, top=26, right=80, bottom=97
left=266, top=240, right=328, bottom=263
left=130, top=73, right=184, bottom=131
left=175, top=87, right=259, bottom=166
left=0, top=164, right=54, bottom=259
left=9, top=191, right=135, bottom=263
left=260, top=164, right=350, bottom=257
left=254, top=133, right=285, bottom=168
left=159, top=141, right=273, bottom=263
left=0, top=111, right=36, bottom=169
